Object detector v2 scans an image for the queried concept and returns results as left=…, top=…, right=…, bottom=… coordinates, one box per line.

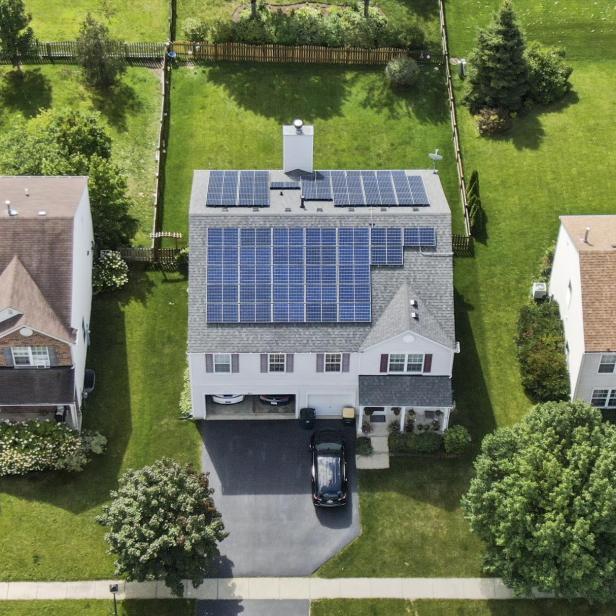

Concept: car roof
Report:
left=314, top=429, right=344, bottom=441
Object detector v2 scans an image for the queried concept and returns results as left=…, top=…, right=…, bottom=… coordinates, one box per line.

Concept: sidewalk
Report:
left=0, top=578, right=552, bottom=601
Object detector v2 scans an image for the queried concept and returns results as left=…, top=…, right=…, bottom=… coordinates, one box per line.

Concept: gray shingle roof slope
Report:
left=359, top=375, right=453, bottom=407
left=0, top=367, right=75, bottom=405
left=0, top=177, right=86, bottom=331
left=0, top=256, right=73, bottom=341
left=188, top=170, right=455, bottom=353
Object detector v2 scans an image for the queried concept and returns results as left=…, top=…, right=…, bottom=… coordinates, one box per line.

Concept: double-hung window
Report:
left=12, top=346, right=50, bottom=368
left=388, top=353, right=424, bottom=373
left=591, top=389, right=616, bottom=408
left=325, top=353, right=342, bottom=373
left=598, top=354, right=616, bottom=374
left=268, top=353, right=286, bottom=373
left=213, top=353, right=231, bottom=373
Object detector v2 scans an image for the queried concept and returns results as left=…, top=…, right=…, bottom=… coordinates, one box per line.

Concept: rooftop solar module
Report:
left=205, top=224, right=438, bottom=324
left=206, top=170, right=270, bottom=207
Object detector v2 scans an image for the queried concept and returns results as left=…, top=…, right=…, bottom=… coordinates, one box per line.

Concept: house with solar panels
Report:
left=188, top=121, right=459, bottom=432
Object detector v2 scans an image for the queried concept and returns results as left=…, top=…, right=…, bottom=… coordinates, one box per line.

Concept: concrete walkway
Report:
left=0, top=578, right=551, bottom=601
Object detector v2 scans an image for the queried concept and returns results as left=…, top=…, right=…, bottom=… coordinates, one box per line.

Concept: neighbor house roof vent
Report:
left=6, top=200, right=17, bottom=216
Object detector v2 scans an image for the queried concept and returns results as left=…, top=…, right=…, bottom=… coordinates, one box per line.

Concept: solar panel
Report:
left=408, top=175, right=429, bottom=206
left=302, top=172, right=333, bottom=201
left=376, top=170, right=397, bottom=205
left=370, top=226, right=403, bottom=266
left=403, top=227, right=437, bottom=247
left=206, top=170, right=270, bottom=207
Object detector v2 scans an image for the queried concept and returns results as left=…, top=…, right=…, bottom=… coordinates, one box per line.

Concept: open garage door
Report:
left=307, top=394, right=351, bottom=417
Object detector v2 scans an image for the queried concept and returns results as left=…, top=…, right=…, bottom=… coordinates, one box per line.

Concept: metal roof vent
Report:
left=348, top=207, right=355, bottom=212
left=316, top=207, right=323, bottom=212
left=6, top=200, right=17, bottom=216
left=24, top=187, right=29, bottom=196
left=284, top=207, right=292, bottom=212
left=38, top=210, right=47, bottom=216
left=293, top=118, right=304, bottom=134
left=410, top=299, right=418, bottom=308
left=411, top=311, right=419, bottom=320
left=380, top=207, right=387, bottom=212
left=252, top=207, right=259, bottom=212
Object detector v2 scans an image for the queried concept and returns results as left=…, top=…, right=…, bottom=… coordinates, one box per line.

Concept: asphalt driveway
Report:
left=201, top=419, right=360, bottom=577
left=196, top=600, right=309, bottom=616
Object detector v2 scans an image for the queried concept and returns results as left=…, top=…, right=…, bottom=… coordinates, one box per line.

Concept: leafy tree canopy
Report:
left=465, top=0, right=529, bottom=113
left=98, top=458, right=228, bottom=597
left=0, top=0, right=34, bottom=69
left=463, top=401, right=616, bottom=600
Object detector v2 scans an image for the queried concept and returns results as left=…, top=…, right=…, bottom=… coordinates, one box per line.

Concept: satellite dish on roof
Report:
left=428, top=148, right=443, bottom=173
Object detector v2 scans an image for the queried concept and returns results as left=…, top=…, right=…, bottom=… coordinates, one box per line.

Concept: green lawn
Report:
left=0, top=600, right=194, bottom=615
left=177, top=0, right=440, bottom=41
left=312, top=600, right=616, bottom=615
left=25, top=0, right=169, bottom=41
left=164, top=63, right=458, bottom=235
left=0, top=66, right=161, bottom=245
left=0, top=271, right=201, bottom=580
left=319, top=457, right=484, bottom=577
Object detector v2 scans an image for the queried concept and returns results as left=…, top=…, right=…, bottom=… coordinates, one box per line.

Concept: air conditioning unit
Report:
left=531, top=282, right=547, bottom=300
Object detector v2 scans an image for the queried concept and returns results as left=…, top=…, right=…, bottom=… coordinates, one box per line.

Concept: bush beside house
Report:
left=93, top=250, right=129, bottom=294
left=389, top=431, right=443, bottom=454
left=0, top=421, right=106, bottom=476
left=516, top=301, right=569, bottom=402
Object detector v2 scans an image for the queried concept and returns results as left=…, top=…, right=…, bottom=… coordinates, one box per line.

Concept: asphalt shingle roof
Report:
left=359, top=375, right=453, bottom=407
left=0, top=367, right=75, bottom=405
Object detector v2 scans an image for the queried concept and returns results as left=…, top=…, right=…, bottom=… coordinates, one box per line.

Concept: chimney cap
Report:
left=293, top=118, right=303, bottom=132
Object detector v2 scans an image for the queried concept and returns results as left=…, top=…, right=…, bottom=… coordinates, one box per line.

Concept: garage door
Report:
left=307, top=394, right=351, bottom=417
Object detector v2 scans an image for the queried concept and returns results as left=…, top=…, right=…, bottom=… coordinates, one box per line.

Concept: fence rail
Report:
left=119, top=246, right=180, bottom=263
left=170, top=41, right=414, bottom=65
left=438, top=0, right=471, bottom=238
left=452, top=233, right=474, bottom=257
left=0, top=41, right=166, bottom=64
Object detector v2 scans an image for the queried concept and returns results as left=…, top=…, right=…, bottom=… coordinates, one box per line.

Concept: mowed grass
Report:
left=177, top=0, right=440, bottom=41
left=0, top=600, right=194, bottom=616
left=164, top=62, right=458, bottom=235
left=0, top=66, right=161, bottom=245
left=319, top=457, right=484, bottom=577
left=25, top=0, right=169, bottom=41
left=0, top=271, right=201, bottom=580
left=312, top=599, right=616, bottom=616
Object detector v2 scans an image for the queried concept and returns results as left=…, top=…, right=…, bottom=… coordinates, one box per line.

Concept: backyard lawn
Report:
left=24, top=0, right=169, bottom=41
left=0, top=66, right=161, bottom=245
left=163, top=62, right=458, bottom=235
left=0, top=600, right=194, bottom=615
left=312, top=600, right=616, bottom=615
left=0, top=271, right=201, bottom=580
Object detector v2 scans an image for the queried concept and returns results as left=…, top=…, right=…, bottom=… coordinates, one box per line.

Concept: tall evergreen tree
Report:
left=465, top=1, right=529, bottom=113
left=0, top=0, right=34, bottom=71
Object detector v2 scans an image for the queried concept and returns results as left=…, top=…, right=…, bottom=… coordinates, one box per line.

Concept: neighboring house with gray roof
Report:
left=549, top=215, right=616, bottom=412
left=0, top=177, right=94, bottom=430
left=188, top=123, right=458, bottom=432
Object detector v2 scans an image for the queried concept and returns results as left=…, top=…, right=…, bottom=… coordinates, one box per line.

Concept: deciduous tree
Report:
left=0, top=0, right=34, bottom=71
left=463, top=401, right=616, bottom=600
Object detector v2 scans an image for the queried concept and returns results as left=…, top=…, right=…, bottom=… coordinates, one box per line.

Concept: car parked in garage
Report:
left=310, top=429, right=348, bottom=507
left=259, top=394, right=292, bottom=406
left=212, top=394, right=245, bottom=405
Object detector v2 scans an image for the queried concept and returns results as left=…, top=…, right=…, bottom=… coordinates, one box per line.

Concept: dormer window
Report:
left=11, top=346, right=50, bottom=368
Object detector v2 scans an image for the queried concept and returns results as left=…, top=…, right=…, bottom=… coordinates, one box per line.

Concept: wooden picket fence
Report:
left=170, top=41, right=414, bottom=65
left=119, top=246, right=180, bottom=265
left=0, top=41, right=166, bottom=65
left=452, top=234, right=474, bottom=257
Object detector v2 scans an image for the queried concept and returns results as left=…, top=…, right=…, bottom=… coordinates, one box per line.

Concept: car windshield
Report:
left=316, top=441, right=342, bottom=453
left=317, top=455, right=342, bottom=495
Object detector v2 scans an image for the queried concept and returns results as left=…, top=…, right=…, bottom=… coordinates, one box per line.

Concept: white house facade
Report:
left=549, top=215, right=616, bottom=411
left=0, top=176, right=94, bottom=430
left=188, top=123, right=458, bottom=432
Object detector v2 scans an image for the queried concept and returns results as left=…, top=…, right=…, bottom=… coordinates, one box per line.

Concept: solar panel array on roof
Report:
left=206, top=171, right=270, bottom=207
left=206, top=225, right=438, bottom=324
left=301, top=170, right=429, bottom=207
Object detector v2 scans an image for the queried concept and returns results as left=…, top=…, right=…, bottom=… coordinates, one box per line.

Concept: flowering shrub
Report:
left=385, top=57, right=420, bottom=88
left=475, top=107, right=511, bottom=136
left=93, top=250, right=128, bottom=294
left=0, top=420, right=107, bottom=476
left=179, top=366, right=192, bottom=419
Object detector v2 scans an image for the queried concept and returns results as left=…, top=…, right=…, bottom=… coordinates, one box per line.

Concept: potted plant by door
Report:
left=392, top=407, right=401, bottom=416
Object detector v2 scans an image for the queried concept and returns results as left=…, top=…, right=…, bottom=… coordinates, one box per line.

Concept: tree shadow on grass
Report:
left=203, top=62, right=350, bottom=122
left=0, top=68, right=52, bottom=118
left=92, top=80, right=144, bottom=131
left=0, top=269, right=155, bottom=514
left=357, top=63, right=449, bottom=123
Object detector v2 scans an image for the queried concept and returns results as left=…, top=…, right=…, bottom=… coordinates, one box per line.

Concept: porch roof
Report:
left=359, top=375, right=453, bottom=408
left=0, top=367, right=75, bottom=405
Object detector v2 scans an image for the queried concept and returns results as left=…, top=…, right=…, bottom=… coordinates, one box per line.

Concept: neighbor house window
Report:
left=598, top=354, right=616, bottom=374
left=324, top=353, right=342, bottom=373
left=11, top=346, right=50, bottom=368
left=268, top=353, right=286, bottom=373
left=213, top=353, right=231, bottom=373
left=591, top=389, right=616, bottom=408
left=388, top=353, right=424, bottom=373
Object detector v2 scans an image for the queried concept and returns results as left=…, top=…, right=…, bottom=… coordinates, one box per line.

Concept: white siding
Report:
left=574, top=353, right=616, bottom=405
left=549, top=224, right=585, bottom=397
left=70, top=187, right=94, bottom=404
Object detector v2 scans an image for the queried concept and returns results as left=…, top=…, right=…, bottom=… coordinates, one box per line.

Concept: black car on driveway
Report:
left=310, top=429, right=348, bottom=507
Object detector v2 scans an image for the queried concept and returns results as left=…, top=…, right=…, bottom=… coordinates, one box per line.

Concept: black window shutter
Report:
left=286, top=354, right=294, bottom=373
left=3, top=348, right=13, bottom=367
left=231, top=354, right=239, bottom=373
left=342, top=353, right=350, bottom=372
left=205, top=354, right=213, bottom=373
left=260, top=354, right=268, bottom=373
left=316, top=354, right=324, bottom=372
left=48, top=347, right=58, bottom=367
left=380, top=354, right=389, bottom=373
left=423, top=354, right=433, bottom=373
